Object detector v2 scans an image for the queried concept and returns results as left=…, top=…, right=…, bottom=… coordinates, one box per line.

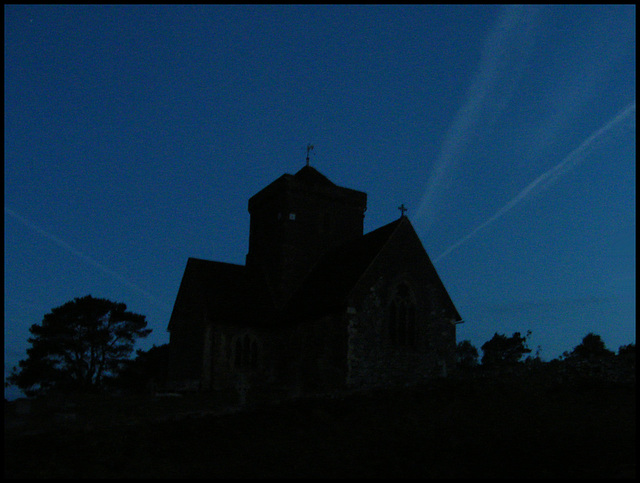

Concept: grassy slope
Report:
left=4, top=376, right=636, bottom=478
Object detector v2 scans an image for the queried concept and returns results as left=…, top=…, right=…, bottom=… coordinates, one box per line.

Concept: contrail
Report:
left=415, top=5, right=542, bottom=231
left=5, top=207, right=167, bottom=308
left=434, top=100, right=636, bottom=263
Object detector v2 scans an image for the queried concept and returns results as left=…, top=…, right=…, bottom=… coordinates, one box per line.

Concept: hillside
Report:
left=4, top=374, right=635, bottom=478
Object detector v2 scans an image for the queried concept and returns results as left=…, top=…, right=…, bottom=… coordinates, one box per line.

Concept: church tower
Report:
left=246, top=165, right=367, bottom=307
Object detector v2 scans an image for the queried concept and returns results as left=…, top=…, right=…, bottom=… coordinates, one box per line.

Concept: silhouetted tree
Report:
left=7, top=295, right=150, bottom=396
left=481, top=331, right=532, bottom=367
left=456, top=340, right=479, bottom=370
left=618, top=343, right=635, bottom=356
left=616, top=343, right=636, bottom=371
left=567, top=333, right=614, bottom=360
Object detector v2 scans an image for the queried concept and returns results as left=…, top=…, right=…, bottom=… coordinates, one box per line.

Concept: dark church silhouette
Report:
left=167, top=164, right=462, bottom=401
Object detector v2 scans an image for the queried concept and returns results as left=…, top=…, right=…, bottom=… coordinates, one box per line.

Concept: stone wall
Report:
left=345, top=221, right=458, bottom=389
left=346, top=279, right=448, bottom=389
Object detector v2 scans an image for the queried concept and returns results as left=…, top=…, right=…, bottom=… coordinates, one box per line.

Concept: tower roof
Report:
left=248, top=165, right=366, bottom=214
left=292, top=165, right=335, bottom=187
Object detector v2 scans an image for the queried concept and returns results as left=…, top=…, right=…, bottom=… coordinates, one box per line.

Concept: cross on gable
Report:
left=398, top=204, right=408, bottom=217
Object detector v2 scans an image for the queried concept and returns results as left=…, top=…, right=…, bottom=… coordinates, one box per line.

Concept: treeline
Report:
left=110, top=330, right=638, bottom=394
left=456, top=331, right=635, bottom=383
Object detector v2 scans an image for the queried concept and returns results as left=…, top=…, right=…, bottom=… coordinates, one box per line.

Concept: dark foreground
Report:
left=4, top=375, right=636, bottom=478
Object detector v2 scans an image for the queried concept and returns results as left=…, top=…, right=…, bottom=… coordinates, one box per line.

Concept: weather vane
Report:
left=306, top=143, right=314, bottom=167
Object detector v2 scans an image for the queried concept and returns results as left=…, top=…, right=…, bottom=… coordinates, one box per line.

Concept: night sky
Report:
left=4, top=5, right=635, bottom=399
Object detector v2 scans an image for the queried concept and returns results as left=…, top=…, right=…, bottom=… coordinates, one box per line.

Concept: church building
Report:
left=166, top=162, right=462, bottom=401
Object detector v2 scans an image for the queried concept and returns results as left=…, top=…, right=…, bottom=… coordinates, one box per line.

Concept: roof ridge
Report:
left=187, top=257, right=244, bottom=268
left=362, top=216, right=403, bottom=237
left=347, top=217, right=407, bottom=296
left=280, top=217, right=407, bottom=321
left=293, top=165, right=336, bottom=186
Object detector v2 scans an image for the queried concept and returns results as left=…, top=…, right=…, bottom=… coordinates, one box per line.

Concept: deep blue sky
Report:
left=5, top=5, right=635, bottom=399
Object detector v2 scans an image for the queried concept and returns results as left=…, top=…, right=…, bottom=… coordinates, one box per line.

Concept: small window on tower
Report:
left=289, top=213, right=296, bottom=221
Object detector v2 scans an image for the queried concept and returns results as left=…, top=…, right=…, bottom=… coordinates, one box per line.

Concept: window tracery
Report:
left=388, top=283, right=417, bottom=348
left=233, top=333, right=260, bottom=371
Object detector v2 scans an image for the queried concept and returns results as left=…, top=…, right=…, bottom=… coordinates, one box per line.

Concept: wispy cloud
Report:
left=415, top=5, right=542, bottom=231
left=5, top=207, right=168, bottom=308
left=434, top=100, right=636, bottom=263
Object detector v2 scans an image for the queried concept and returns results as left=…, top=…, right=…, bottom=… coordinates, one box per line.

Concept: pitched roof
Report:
left=281, top=218, right=404, bottom=321
left=168, top=217, right=461, bottom=330
left=292, top=165, right=336, bottom=187
left=281, top=216, right=462, bottom=323
left=248, top=165, right=366, bottom=214
left=167, top=258, right=276, bottom=330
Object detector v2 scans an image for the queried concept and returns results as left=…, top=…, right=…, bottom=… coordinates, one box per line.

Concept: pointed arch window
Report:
left=233, top=333, right=260, bottom=372
left=388, top=283, right=417, bottom=348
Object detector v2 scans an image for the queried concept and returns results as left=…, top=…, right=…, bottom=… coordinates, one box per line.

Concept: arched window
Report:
left=233, top=333, right=260, bottom=371
left=243, top=334, right=251, bottom=362
left=388, top=283, right=417, bottom=348
left=234, top=338, right=242, bottom=368
left=250, top=340, right=258, bottom=370
left=389, top=300, right=397, bottom=343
